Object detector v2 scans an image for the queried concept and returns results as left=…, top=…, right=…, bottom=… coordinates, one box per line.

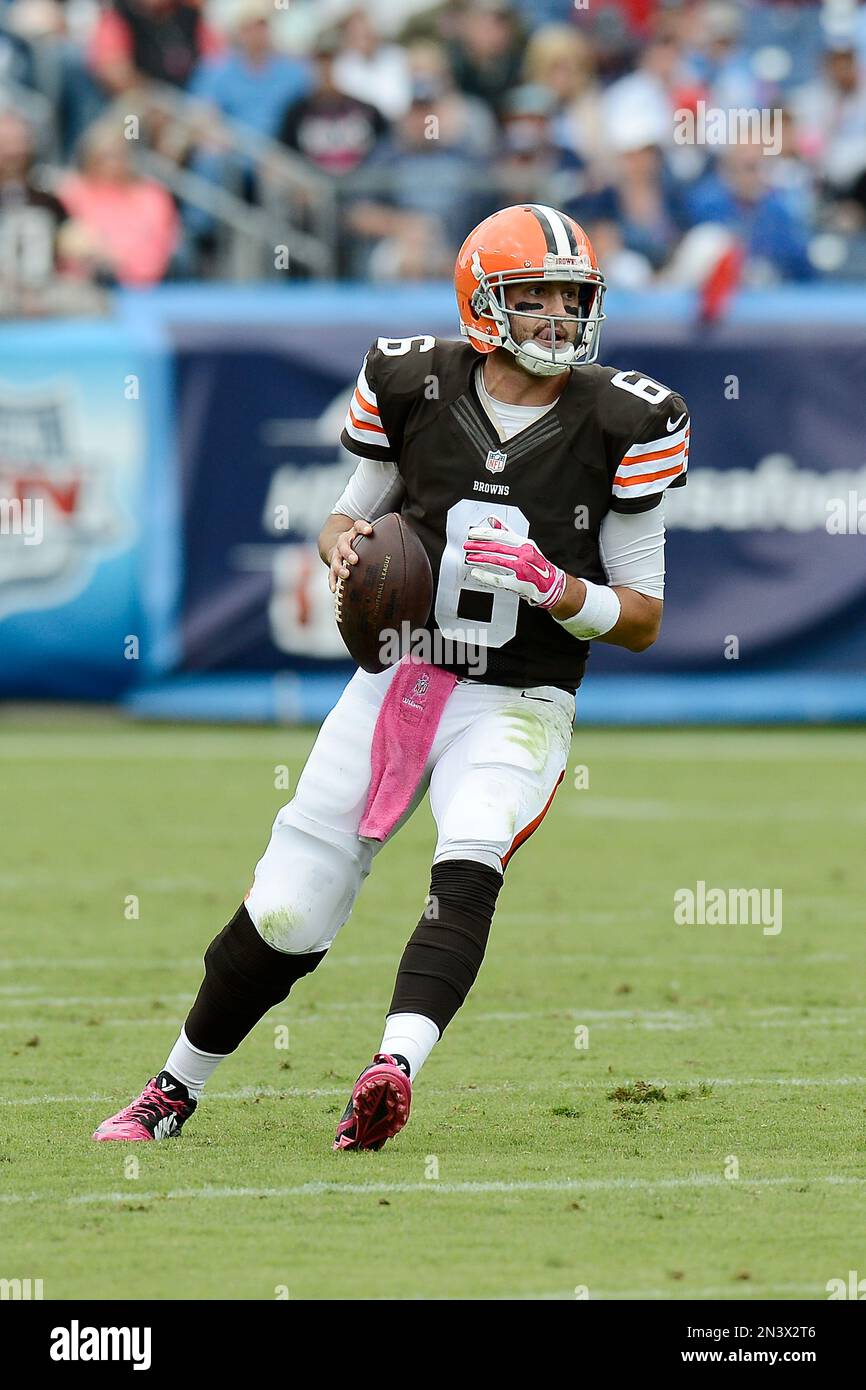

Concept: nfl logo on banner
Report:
left=485, top=449, right=507, bottom=474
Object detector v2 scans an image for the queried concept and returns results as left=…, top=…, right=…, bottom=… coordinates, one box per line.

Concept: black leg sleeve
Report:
left=386, top=859, right=503, bottom=1035
left=185, top=904, right=326, bottom=1054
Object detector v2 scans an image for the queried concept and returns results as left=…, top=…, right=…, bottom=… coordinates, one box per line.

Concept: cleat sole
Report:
left=333, top=1067, right=412, bottom=1152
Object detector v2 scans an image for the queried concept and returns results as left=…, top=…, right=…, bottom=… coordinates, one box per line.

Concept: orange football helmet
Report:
left=454, top=204, right=606, bottom=376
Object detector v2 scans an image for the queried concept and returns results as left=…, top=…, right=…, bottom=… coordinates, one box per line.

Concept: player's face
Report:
left=502, top=279, right=583, bottom=349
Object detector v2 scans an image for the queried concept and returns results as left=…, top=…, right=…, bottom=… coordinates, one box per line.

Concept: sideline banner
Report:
left=0, top=324, right=160, bottom=697
left=170, top=316, right=866, bottom=678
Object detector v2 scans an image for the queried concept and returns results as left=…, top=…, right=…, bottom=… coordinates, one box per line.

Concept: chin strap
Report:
left=514, top=338, right=577, bottom=377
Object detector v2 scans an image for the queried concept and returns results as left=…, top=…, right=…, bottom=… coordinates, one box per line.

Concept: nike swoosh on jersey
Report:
left=665, top=412, right=687, bottom=432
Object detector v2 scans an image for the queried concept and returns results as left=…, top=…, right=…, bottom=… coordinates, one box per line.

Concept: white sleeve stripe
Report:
left=612, top=465, right=686, bottom=499
left=620, top=423, right=689, bottom=460
left=615, top=444, right=688, bottom=480
left=350, top=397, right=381, bottom=427
left=343, top=414, right=392, bottom=450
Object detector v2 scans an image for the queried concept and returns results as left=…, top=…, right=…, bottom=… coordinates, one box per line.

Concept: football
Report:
left=334, top=512, right=434, bottom=673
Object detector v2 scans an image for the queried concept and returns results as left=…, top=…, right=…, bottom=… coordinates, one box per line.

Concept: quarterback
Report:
left=93, top=205, right=689, bottom=1149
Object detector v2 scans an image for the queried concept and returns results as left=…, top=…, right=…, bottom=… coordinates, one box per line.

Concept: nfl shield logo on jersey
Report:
left=484, top=449, right=507, bottom=474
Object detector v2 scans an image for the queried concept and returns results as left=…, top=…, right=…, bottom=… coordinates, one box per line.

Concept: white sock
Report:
left=163, top=1027, right=226, bottom=1099
left=380, top=1013, right=440, bottom=1079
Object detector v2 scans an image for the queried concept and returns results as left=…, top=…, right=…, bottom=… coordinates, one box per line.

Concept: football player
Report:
left=93, top=204, right=688, bottom=1149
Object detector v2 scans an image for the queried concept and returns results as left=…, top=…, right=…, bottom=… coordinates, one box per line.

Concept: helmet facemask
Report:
left=467, top=253, right=607, bottom=377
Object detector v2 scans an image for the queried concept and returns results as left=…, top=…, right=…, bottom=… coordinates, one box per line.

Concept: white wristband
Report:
left=555, top=579, right=621, bottom=639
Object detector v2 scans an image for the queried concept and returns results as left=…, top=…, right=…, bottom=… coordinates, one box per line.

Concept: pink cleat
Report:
left=333, top=1053, right=412, bottom=1152
left=92, top=1072, right=196, bottom=1141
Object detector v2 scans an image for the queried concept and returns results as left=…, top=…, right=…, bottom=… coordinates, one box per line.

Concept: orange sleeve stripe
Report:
left=348, top=407, right=387, bottom=436
left=354, top=388, right=380, bottom=417
left=618, top=431, right=689, bottom=468
left=614, top=461, right=685, bottom=488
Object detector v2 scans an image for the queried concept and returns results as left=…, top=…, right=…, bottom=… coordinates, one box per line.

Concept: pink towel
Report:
left=359, top=657, right=457, bottom=842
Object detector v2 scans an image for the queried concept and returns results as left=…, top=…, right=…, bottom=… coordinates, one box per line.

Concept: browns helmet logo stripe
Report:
left=526, top=204, right=579, bottom=258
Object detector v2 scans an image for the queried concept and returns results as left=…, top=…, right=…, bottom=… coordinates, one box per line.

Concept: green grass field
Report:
left=1, top=712, right=864, bottom=1301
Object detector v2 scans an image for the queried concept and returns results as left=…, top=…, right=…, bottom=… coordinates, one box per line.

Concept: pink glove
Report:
left=463, top=516, right=567, bottom=611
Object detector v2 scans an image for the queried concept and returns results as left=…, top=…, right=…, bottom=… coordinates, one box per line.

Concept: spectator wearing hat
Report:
left=190, top=2, right=312, bottom=139
left=496, top=83, right=584, bottom=208
left=183, top=3, right=313, bottom=241
left=276, top=28, right=388, bottom=179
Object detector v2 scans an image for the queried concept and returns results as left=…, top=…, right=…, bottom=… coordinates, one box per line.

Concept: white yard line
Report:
left=500, top=1281, right=824, bottom=1300
left=1, top=1173, right=863, bottom=1208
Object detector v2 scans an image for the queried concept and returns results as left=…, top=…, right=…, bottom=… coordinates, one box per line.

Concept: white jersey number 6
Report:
left=434, top=498, right=530, bottom=649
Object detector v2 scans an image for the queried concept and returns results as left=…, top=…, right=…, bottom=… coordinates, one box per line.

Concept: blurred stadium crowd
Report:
left=3, top=0, right=866, bottom=311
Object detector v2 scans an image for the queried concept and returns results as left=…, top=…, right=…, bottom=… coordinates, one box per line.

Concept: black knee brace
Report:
left=185, top=903, right=326, bottom=1054
left=387, top=859, right=503, bottom=1035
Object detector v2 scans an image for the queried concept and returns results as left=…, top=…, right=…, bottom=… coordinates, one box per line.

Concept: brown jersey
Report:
left=340, top=336, right=689, bottom=691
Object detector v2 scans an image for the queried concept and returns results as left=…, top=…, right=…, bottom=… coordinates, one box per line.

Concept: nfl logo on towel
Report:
left=485, top=449, right=507, bottom=474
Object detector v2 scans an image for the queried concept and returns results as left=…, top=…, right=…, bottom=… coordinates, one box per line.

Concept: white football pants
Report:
left=245, top=665, right=575, bottom=954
